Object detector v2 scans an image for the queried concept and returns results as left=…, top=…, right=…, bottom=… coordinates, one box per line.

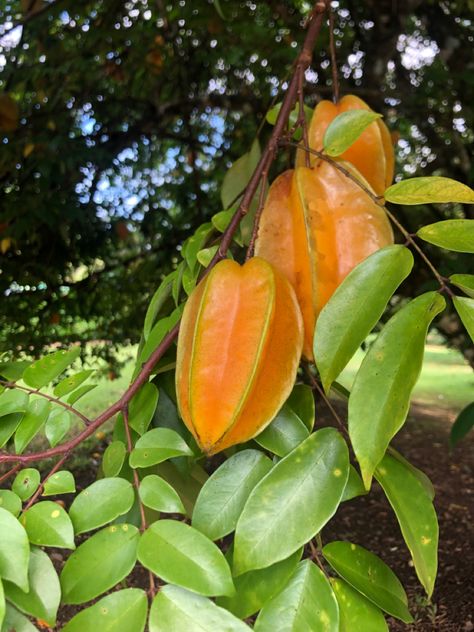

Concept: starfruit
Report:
left=255, top=162, right=393, bottom=359
left=176, top=257, right=304, bottom=455
left=296, top=94, right=394, bottom=196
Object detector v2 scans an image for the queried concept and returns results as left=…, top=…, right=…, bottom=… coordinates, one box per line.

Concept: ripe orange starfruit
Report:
left=176, top=257, right=304, bottom=455
left=255, top=162, right=393, bottom=359
left=296, top=94, right=394, bottom=196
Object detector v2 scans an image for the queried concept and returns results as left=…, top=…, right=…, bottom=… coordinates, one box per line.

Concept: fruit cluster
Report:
left=177, top=96, right=395, bottom=454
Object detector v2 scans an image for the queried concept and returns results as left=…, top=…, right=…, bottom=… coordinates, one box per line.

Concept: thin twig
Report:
left=303, top=363, right=349, bottom=438
left=309, top=539, right=327, bottom=574
left=1, top=382, right=92, bottom=427
left=122, top=406, right=156, bottom=597
left=0, top=463, right=21, bottom=485
left=245, top=169, right=269, bottom=261
left=23, top=451, right=71, bottom=510
left=328, top=8, right=340, bottom=103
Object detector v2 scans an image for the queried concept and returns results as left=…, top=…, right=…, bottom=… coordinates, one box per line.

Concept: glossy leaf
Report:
left=450, top=402, right=474, bottom=448
left=14, top=399, right=51, bottom=454
left=54, top=370, right=94, bottom=397
left=2, top=603, right=38, bottom=631
left=323, top=541, right=412, bottom=623
left=0, top=360, right=30, bottom=382
left=255, top=404, right=309, bottom=457
left=144, top=271, right=175, bottom=340
left=197, top=245, right=219, bottom=267
left=287, top=384, right=315, bottom=431
left=138, top=519, right=234, bottom=597
left=221, top=139, right=261, bottom=209
left=417, top=219, right=474, bottom=253
left=385, top=177, right=474, bottom=205
left=182, top=223, right=213, bottom=273
left=69, top=478, right=134, bottom=534
left=129, top=428, right=193, bottom=468
left=449, top=273, right=474, bottom=298
left=0, top=390, right=29, bottom=417
left=155, top=461, right=208, bottom=517
left=192, top=449, right=272, bottom=541
left=128, top=382, right=159, bottom=435
left=43, top=471, right=76, bottom=496
left=217, top=548, right=302, bottom=619
left=149, top=585, right=251, bottom=632
left=67, top=383, right=97, bottom=404
left=62, top=588, right=147, bottom=632
left=102, top=440, right=127, bottom=477
left=0, top=579, right=3, bottom=629
left=254, top=559, right=339, bottom=632
left=349, top=292, right=445, bottom=489
left=324, top=110, right=382, bottom=156
left=12, top=468, right=40, bottom=501
left=60, top=524, right=139, bottom=604
left=23, top=348, right=81, bottom=389
left=341, top=465, right=367, bottom=502
left=332, top=578, right=388, bottom=632
left=387, top=447, right=435, bottom=500
left=233, top=428, right=349, bottom=575
left=0, top=413, right=23, bottom=448
left=375, top=454, right=438, bottom=596
left=453, top=296, right=474, bottom=342
left=3, top=547, right=60, bottom=626
left=0, top=490, right=21, bottom=517
left=0, top=507, right=29, bottom=591
left=44, top=408, right=71, bottom=447
left=315, top=245, right=414, bottom=392
left=138, top=475, right=185, bottom=514
left=21, top=501, right=75, bottom=549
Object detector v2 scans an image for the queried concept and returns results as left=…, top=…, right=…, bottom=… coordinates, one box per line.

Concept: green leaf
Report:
left=62, top=588, right=147, bottom=632
left=417, top=219, right=474, bottom=253
left=138, top=520, right=234, bottom=597
left=138, top=475, right=185, bottom=514
left=43, top=471, right=76, bottom=496
left=266, top=103, right=313, bottom=140
left=60, top=524, right=139, bottom=604
left=322, top=541, right=412, bottom=623
left=0, top=361, right=31, bottom=382
left=233, top=428, right=349, bottom=575
left=287, top=384, right=315, bottom=432
left=212, top=0, right=226, bottom=20
left=0, top=413, right=24, bottom=448
left=449, top=274, right=474, bottom=298
left=385, top=177, right=474, bottom=205
left=349, top=292, right=445, bottom=489
left=323, top=110, right=382, bottom=156
left=67, top=383, right=97, bottom=404
left=217, top=548, right=302, bottom=619
left=255, top=404, right=309, bottom=457
left=0, top=580, right=3, bottom=629
left=453, top=296, right=474, bottom=343
left=254, top=559, right=339, bottom=632
left=2, top=603, right=38, bottom=631
left=212, top=208, right=235, bottom=234
left=3, top=547, right=60, bottom=626
left=155, top=461, right=208, bottom=517
left=0, top=507, right=30, bottom=591
left=69, top=478, right=134, bottom=534
left=0, top=490, right=21, bottom=517
left=197, top=245, right=219, bottom=268
left=387, top=447, right=435, bottom=500
left=192, top=449, right=273, bottom=541
left=128, top=383, right=159, bottom=435
left=375, top=455, right=438, bottom=596
left=14, top=398, right=51, bottom=454
left=149, top=585, right=251, bottom=632
left=315, top=245, right=414, bottom=392
left=129, top=428, right=193, bottom=468
left=0, top=390, right=29, bottom=417
left=21, top=501, right=75, bottom=549
left=144, top=271, right=176, bottom=340
left=221, top=139, right=260, bottom=209
left=44, top=408, right=71, bottom=447
left=23, top=348, right=81, bottom=389
left=12, top=468, right=40, bottom=501
left=102, top=440, right=127, bottom=477
left=332, top=578, right=388, bottom=632
left=450, top=401, right=474, bottom=448
left=182, top=223, right=213, bottom=273
left=341, top=465, right=367, bottom=502
left=54, top=370, right=94, bottom=397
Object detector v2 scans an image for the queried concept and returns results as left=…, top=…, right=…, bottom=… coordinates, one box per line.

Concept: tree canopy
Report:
left=0, top=0, right=473, bottom=366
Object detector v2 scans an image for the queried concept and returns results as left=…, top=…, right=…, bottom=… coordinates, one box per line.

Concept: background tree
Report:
left=0, top=0, right=473, bottom=366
